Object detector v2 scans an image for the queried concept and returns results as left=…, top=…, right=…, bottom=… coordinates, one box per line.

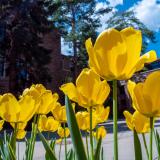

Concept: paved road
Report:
left=17, top=120, right=160, bottom=160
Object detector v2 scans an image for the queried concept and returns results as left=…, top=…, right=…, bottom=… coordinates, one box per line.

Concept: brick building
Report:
left=0, top=30, right=74, bottom=96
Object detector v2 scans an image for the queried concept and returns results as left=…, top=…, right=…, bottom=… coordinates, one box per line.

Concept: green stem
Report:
left=153, top=128, right=160, bottom=160
left=85, top=132, right=89, bottom=160
left=90, top=107, right=94, bottom=160
left=59, top=138, right=63, bottom=160
left=18, top=141, right=19, bottom=160
left=149, top=117, right=154, bottom=160
left=142, top=133, right=149, bottom=159
left=64, top=123, right=67, bottom=160
left=29, top=114, right=39, bottom=160
left=11, top=122, right=18, bottom=156
left=113, top=80, right=118, bottom=160
left=47, top=132, right=50, bottom=141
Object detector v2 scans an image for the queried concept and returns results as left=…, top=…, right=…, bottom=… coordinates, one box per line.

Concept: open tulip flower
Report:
left=36, top=91, right=59, bottom=115
left=22, top=84, right=46, bottom=97
left=22, top=84, right=59, bottom=115
left=123, top=111, right=150, bottom=133
left=93, top=105, right=110, bottom=123
left=52, top=102, right=75, bottom=123
left=38, top=115, right=60, bottom=132
left=57, top=126, right=70, bottom=138
left=76, top=111, right=97, bottom=131
left=0, top=93, right=35, bottom=123
left=85, top=27, right=157, bottom=80
left=0, top=120, right=4, bottom=131
left=60, top=68, right=110, bottom=108
left=128, top=71, right=160, bottom=117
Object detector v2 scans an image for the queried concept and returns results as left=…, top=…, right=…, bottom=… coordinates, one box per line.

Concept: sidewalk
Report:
left=17, top=120, right=160, bottom=160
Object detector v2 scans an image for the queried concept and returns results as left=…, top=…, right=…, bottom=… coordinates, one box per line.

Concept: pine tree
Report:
left=49, top=0, right=112, bottom=80
left=106, top=10, right=156, bottom=53
left=0, top=0, right=56, bottom=94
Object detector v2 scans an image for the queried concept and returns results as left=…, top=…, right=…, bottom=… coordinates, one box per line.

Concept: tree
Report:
left=106, top=10, right=156, bottom=53
left=0, top=0, right=57, bottom=94
left=49, top=0, right=112, bottom=80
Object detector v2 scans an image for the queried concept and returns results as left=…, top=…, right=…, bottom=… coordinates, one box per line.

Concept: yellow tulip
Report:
left=0, top=120, right=4, bottom=131
left=76, top=111, right=97, bottom=130
left=60, top=68, right=110, bottom=108
left=36, top=91, right=58, bottom=114
left=22, top=84, right=59, bottom=114
left=52, top=102, right=75, bottom=123
left=94, top=126, right=107, bottom=139
left=11, top=122, right=27, bottom=130
left=123, top=111, right=150, bottom=133
left=56, top=138, right=62, bottom=144
left=128, top=71, right=160, bottom=117
left=16, top=130, right=26, bottom=140
left=0, top=93, right=35, bottom=122
left=94, top=105, right=110, bottom=123
left=86, top=27, right=157, bottom=80
left=57, top=126, right=70, bottom=138
left=38, top=115, right=60, bottom=132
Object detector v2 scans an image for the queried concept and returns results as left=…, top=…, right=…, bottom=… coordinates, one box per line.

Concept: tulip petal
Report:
left=32, top=84, right=46, bottom=94
left=143, top=71, right=160, bottom=115
left=60, top=83, right=78, bottom=102
left=19, top=95, right=35, bottom=122
left=16, top=130, right=26, bottom=139
left=123, top=111, right=134, bottom=130
left=76, top=68, right=99, bottom=98
left=134, top=83, right=152, bottom=116
left=94, top=28, right=127, bottom=78
left=52, top=103, right=67, bottom=122
left=133, top=111, right=150, bottom=133
left=135, top=50, right=157, bottom=72
left=57, top=127, right=70, bottom=138
left=127, top=80, right=136, bottom=100
left=96, top=126, right=107, bottom=139
left=93, top=80, right=110, bottom=105
left=47, top=117, right=60, bottom=132
left=0, top=94, right=20, bottom=122
left=120, top=27, right=142, bottom=75
left=37, top=90, right=54, bottom=114
left=85, top=38, right=100, bottom=74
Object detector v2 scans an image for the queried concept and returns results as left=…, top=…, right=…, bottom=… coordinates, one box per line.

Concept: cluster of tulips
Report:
left=0, top=27, right=159, bottom=160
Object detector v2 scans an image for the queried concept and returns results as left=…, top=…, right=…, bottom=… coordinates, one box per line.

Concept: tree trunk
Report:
left=8, top=37, right=17, bottom=95
left=71, top=5, right=77, bottom=81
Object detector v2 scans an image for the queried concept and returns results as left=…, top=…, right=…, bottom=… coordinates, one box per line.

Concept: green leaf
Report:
left=101, top=147, right=104, bottom=160
left=133, top=130, right=142, bottom=160
left=94, top=137, right=102, bottom=160
left=10, top=123, right=18, bottom=155
left=65, top=96, right=87, bottom=160
left=67, top=149, right=74, bottom=160
left=154, top=130, right=160, bottom=160
left=0, top=132, right=16, bottom=160
left=45, top=139, right=56, bottom=160
left=8, top=143, right=16, bottom=160
left=38, top=131, right=57, bottom=160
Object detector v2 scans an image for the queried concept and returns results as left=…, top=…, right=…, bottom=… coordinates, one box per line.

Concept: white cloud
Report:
left=95, top=2, right=117, bottom=32
left=132, top=0, right=160, bottom=31
left=95, top=0, right=123, bottom=32
left=108, top=0, right=123, bottom=7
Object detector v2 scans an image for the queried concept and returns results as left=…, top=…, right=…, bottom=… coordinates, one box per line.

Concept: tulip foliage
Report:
left=0, top=27, right=159, bottom=160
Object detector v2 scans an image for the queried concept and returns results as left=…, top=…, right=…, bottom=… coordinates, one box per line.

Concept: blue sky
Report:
left=99, top=0, right=160, bottom=57
left=62, top=0, right=160, bottom=57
